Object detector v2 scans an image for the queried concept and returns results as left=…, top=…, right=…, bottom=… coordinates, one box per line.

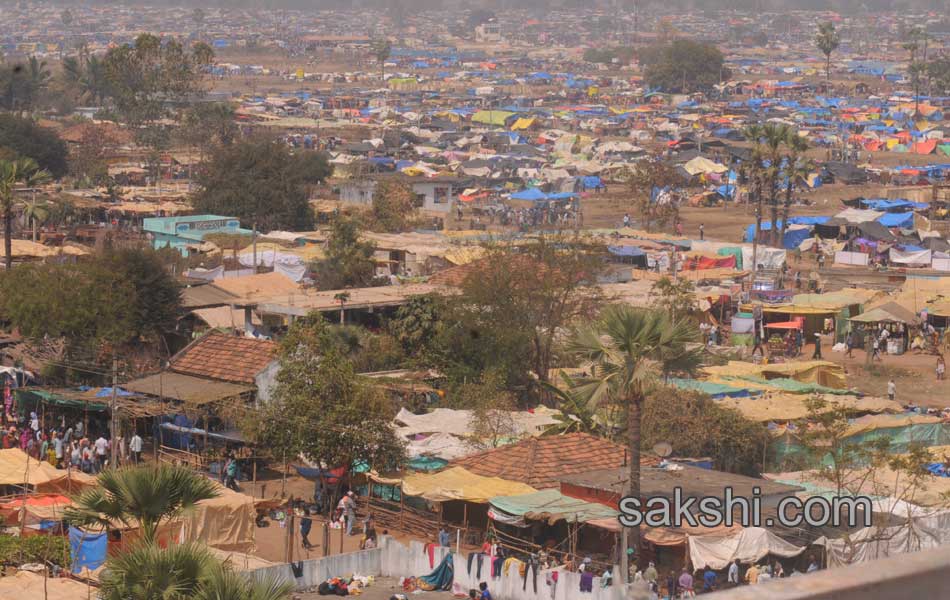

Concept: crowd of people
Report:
left=0, top=413, right=144, bottom=473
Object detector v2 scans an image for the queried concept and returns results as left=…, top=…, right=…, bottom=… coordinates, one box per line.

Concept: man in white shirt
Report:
left=94, top=435, right=109, bottom=471
left=130, top=433, right=143, bottom=464
left=727, top=559, right=740, bottom=587
left=52, top=432, right=63, bottom=468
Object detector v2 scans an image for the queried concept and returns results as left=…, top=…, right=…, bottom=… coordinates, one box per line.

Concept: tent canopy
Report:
left=401, top=466, right=536, bottom=503
left=689, top=527, right=805, bottom=569
left=489, top=488, right=618, bottom=526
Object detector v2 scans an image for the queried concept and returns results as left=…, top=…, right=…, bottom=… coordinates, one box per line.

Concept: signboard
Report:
left=834, top=251, right=869, bottom=266
left=175, top=219, right=239, bottom=233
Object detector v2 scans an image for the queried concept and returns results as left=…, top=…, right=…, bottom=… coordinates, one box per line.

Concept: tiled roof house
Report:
left=170, top=332, right=280, bottom=402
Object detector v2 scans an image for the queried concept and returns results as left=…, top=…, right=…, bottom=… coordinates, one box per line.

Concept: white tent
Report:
left=688, top=527, right=805, bottom=569
left=816, top=511, right=950, bottom=567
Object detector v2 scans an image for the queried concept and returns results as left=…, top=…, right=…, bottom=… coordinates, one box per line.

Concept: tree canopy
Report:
left=101, top=33, right=214, bottom=136
left=640, top=40, right=729, bottom=93
left=192, top=138, right=331, bottom=231
left=815, top=22, right=841, bottom=80
left=0, top=114, right=68, bottom=177
left=310, top=217, right=380, bottom=290
left=250, top=315, right=406, bottom=471
left=0, top=246, right=181, bottom=357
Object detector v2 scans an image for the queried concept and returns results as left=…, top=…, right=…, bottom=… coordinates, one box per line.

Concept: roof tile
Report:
left=451, top=432, right=657, bottom=489
left=170, top=332, right=277, bottom=384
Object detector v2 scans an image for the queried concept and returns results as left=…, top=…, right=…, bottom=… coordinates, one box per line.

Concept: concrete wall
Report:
left=249, top=546, right=382, bottom=590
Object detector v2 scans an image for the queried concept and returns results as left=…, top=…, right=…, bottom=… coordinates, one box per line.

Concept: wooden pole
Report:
left=252, top=460, right=257, bottom=498
left=339, top=522, right=344, bottom=554
left=285, top=509, right=296, bottom=564
left=322, top=522, right=329, bottom=557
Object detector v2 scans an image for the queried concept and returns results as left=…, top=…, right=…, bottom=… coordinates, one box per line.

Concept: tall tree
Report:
left=0, top=56, right=51, bottom=112
left=449, top=236, right=606, bottom=396
left=0, top=114, right=69, bottom=177
left=0, top=158, right=48, bottom=268
left=310, top=217, right=379, bottom=289
left=626, top=157, right=683, bottom=232
left=101, top=34, right=214, bottom=144
left=903, top=27, right=927, bottom=117
left=192, top=138, right=330, bottom=230
left=250, top=314, right=406, bottom=476
left=562, top=306, right=698, bottom=575
left=370, top=38, right=392, bottom=79
left=779, top=131, right=813, bottom=247
left=815, top=21, right=840, bottom=81
left=640, top=39, right=729, bottom=93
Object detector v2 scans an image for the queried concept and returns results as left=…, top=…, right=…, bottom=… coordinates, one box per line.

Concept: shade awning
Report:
left=401, top=466, right=536, bottom=503
left=123, top=372, right=254, bottom=405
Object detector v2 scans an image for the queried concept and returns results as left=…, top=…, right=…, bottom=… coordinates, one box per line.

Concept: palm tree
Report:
left=815, top=22, right=840, bottom=81
left=100, top=541, right=291, bottom=600
left=22, top=197, right=49, bottom=243
left=370, top=38, right=392, bottom=80
left=779, top=131, right=812, bottom=247
left=759, top=123, right=793, bottom=247
left=542, top=373, right=602, bottom=436
left=562, top=305, right=698, bottom=578
left=65, top=463, right=220, bottom=544
left=0, top=158, right=48, bottom=268
left=334, top=291, right=351, bottom=324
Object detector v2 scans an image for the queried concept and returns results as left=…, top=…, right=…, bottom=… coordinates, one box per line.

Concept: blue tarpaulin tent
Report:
left=510, top=187, right=547, bottom=201
left=70, top=527, right=108, bottom=574
left=877, top=212, right=914, bottom=228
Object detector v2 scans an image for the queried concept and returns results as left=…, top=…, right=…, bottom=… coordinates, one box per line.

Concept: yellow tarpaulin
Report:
left=701, top=361, right=847, bottom=390
left=0, top=571, right=92, bottom=600
left=401, top=466, right=536, bottom=503
left=179, top=483, right=258, bottom=552
left=719, top=393, right=901, bottom=423
left=510, top=117, right=535, bottom=131
left=0, top=448, right=96, bottom=492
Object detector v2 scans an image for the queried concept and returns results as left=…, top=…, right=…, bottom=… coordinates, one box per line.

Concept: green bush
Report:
left=0, top=534, right=71, bottom=568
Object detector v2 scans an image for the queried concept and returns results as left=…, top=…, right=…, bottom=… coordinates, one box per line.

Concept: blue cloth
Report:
left=69, top=526, right=108, bottom=574
left=510, top=187, right=548, bottom=201
left=420, top=553, right=454, bottom=591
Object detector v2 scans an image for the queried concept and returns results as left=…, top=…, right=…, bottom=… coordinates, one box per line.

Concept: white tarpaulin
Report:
left=688, top=527, right=805, bottom=569
left=731, top=315, right=755, bottom=334
left=833, top=208, right=884, bottom=224
left=817, top=511, right=950, bottom=567
left=742, top=247, right=786, bottom=270
left=394, top=407, right=560, bottom=439
left=834, top=251, right=870, bottom=266
left=683, top=156, right=729, bottom=176
left=406, top=431, right=479, bottom=461
left=889, top=248, right=932, bottom=266
left=933, top=258, right=950, bottom=272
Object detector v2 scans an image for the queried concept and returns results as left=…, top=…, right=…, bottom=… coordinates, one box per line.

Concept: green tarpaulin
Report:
left=489, top=488, right=618, bottom=525
left=669, top=378, right=755, bottom=398
left=716, top=247, right=743, bottom=269
left=14, top=389, right=108, bottom=412
left=472, top=110, right=515, bottom=126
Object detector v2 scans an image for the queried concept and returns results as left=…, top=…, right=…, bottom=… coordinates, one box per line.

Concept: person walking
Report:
left=300, top=507, right=313, bottom=550
left=94, top=434, right=109, bottom=472
left=438, top=526, right=450, bottom=547
left=845, top=331, right=854, bottom=358
left=129, top=432, right=143, bottom=464
left=812, top=332, right=822, bottom=359
left=699, top=223, right=705, bottom=240
left=727, top=559, right=740, bottom=588
left=937, top=355, right=946, bottom=381
left=887, top=379, right=896, bottom=402
left=225, top=455, right=240, bottom=491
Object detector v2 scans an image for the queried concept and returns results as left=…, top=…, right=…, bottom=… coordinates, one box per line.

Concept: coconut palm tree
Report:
left=65, top=463, right=220, bottom=545
left=21, top=167, right=51, bottom=242
left=815, top=22, right=840, bottom=81
left=100, top=541, right=291, bottom=600
left=334, top=291, right=351, bottom=325
left=0, top=157, right=48, bottom=268
left=779, top=131, right=813, bottom=247
left=562, top=305, right=698, bottom=578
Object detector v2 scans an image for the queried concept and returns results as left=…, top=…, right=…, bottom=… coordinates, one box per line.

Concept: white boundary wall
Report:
left=250, top=536, right=633, bottom=600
